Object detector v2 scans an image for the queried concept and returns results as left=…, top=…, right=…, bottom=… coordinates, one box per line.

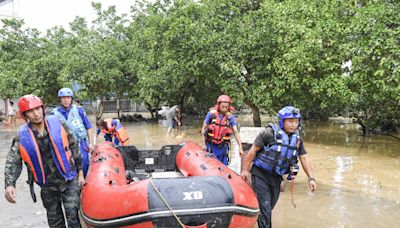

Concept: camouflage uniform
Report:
left=4, top=121, right=82, bottom=228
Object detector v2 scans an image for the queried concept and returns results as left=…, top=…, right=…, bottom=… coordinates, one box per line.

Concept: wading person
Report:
left=96, top=118, right=130, bottom=146
left=201, top=95, right=244, bottom=165
left=166, top=105, right=182, bottom=137
left=8, top=101, right=17, bottom=126
left=52, top=88, right=93, bottom=177
left=240, top=106, right=317, bottom=228
left=4, top=94, right=84, bottom=228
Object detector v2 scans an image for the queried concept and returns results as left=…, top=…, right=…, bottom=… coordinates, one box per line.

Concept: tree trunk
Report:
left=356, top=117, right=367, bottom=136
left=91, top=96, right=104, bottom=121
left=243, top=99, right=261, bottom=127
left=145, top=102, right=154, bottom=119
left=117, top=98, right=120, bottom=119
left=155, top=99, right=161, bottom=121
left=251, top=106, right=261, bottom=127
left=5, top=98, right=9, bottom=118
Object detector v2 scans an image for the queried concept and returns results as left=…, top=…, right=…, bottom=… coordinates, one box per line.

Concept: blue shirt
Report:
left=204, top=112, right=236, bottom=126
left=52, top=106, right=92, bottom=129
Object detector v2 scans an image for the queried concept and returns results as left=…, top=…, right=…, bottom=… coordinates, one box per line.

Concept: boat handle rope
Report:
left=149, top=177, right=186, bottom=228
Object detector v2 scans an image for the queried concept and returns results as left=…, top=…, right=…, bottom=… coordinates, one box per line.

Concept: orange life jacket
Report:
left=18, top=116, right=76, bottom=186
left=206, top=110, right=233, bottom=145
left=101, top=118, right=130, bottom=146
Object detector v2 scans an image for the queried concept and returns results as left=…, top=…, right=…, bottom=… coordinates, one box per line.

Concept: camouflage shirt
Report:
left=4, top=121, right=82, bottom=188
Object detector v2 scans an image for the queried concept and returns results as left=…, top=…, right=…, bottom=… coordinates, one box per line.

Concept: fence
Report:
left=99, top=100, right=148, bottom=113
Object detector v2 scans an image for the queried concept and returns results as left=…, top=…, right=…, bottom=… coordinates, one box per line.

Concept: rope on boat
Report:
left=149, top=177, right=186, bottom=228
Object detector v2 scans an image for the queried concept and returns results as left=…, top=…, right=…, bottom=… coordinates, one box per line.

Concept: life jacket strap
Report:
left=26, top=170, right=37, bottom=203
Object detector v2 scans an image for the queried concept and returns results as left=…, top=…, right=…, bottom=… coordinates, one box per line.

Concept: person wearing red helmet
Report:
left=241, top=106, right=317, bottom=228
left=201, top=95, right=244, bottom=165
left=4, top=94, right=84, bottom=227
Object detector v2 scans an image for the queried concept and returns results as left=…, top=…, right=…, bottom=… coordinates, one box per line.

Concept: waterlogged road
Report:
left=0, top=115, right=399, bottom=227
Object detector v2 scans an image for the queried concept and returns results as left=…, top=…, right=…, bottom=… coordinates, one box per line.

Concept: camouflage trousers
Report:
left=40, top=178, right=81, bottom=228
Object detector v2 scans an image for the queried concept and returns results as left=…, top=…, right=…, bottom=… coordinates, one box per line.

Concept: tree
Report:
left=0, top=19, right=41, bottom=99
left=65, top=3, right=134, bottom=119
left=344, top=1, right=400, bottom=134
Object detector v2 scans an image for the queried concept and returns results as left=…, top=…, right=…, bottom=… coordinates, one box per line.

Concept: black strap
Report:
left=271, top=149, right=281, bottom=172
left=26, top=170, right=37, bottom=203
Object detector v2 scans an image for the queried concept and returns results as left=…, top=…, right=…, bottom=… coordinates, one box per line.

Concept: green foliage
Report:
left=0, top=19, right=41, bottom=99
left=343, top=1, right=400, bottom=131
left=0, top=0, right=398, bottom=132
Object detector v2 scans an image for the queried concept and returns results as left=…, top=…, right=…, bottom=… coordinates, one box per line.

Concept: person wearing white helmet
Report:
left=241, top=106, right=317, bottom=228
left=52, top=87, right=93, bottom=177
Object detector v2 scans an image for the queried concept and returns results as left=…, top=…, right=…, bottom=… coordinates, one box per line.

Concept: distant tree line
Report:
left=0, top=0, right=399, bottom=135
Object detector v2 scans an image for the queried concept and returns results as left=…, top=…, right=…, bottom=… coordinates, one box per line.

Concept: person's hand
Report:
left=89, top=144, right=94, bottom=153
left=178, top=122, right=182, bottom=126
left=240, top=170, right=252, bottom=185
left=239, top=148, right=244, bottom=156
left=280, top=181, right=285, bottom=192
left=78, top=170, right=85, bottom=188
left=308, top=178, right=317, bottom=192
left=5, top=186, right=17, bottom=203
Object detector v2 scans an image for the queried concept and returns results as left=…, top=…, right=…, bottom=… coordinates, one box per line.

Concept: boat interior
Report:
left=117, top=144, right=184, bottom=181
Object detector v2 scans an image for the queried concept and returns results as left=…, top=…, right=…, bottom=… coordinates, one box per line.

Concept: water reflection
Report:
left=334, top=156, right=354, bottom=184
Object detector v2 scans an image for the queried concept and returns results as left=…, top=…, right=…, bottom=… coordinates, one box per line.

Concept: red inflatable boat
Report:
left=80, top=141, right=259, bottom=227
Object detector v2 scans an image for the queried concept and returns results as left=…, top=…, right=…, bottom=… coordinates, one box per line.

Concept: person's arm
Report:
left=174, top=115, right=181, bottom=126
left=94, top=128, right=101, bottom=146
left=4, top=137, right=23, bottom=203
left=78, top=107, right=94, bottom=151
left=87, top=128, right=94, bottom=151
left=63, top=123, right=84, bottom=185
left=230, top=116, right=244, bottom=156
left=299, top=153, right=317, bottom=192
left=201, top=113, right=211, bottom=145
left=240, top=144, right=262, bottom=185
left=201, top=122, right=208, bottom=145
left=232, top=125, right=244, bottom=156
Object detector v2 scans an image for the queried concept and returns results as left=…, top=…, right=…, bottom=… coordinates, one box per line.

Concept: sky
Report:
left=0, top=0, right=137, bottom=32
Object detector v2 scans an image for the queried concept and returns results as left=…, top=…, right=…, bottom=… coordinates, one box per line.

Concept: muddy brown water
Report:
left=0, top=114, right=399, bottom=227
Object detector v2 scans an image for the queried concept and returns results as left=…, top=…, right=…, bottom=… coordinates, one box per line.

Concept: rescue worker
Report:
left=95, top=118, right=130, bottom=146
left=4, top=94, right=84, bottom=228
left=201, top=95, right=244, bottom=165
left=240, top=106, right=318, bottom=228
left=52, top=88, right=93, bottom=177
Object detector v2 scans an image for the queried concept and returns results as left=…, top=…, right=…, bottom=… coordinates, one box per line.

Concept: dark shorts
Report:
left=167, top=117, right=176, bottom=128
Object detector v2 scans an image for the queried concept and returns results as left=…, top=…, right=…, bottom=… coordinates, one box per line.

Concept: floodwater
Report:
left=0, top=114, right=399, bottom=228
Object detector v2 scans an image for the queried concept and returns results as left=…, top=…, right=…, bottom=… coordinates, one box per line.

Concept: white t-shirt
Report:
left=8, top=106, right=16, bottom=116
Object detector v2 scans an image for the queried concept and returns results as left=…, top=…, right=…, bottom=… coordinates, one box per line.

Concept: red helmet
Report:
left=215, top=95, right=234, bottom=112
left=18, top=94, right=44, bottom=121
left=217, top=95, right=231, bottom=103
